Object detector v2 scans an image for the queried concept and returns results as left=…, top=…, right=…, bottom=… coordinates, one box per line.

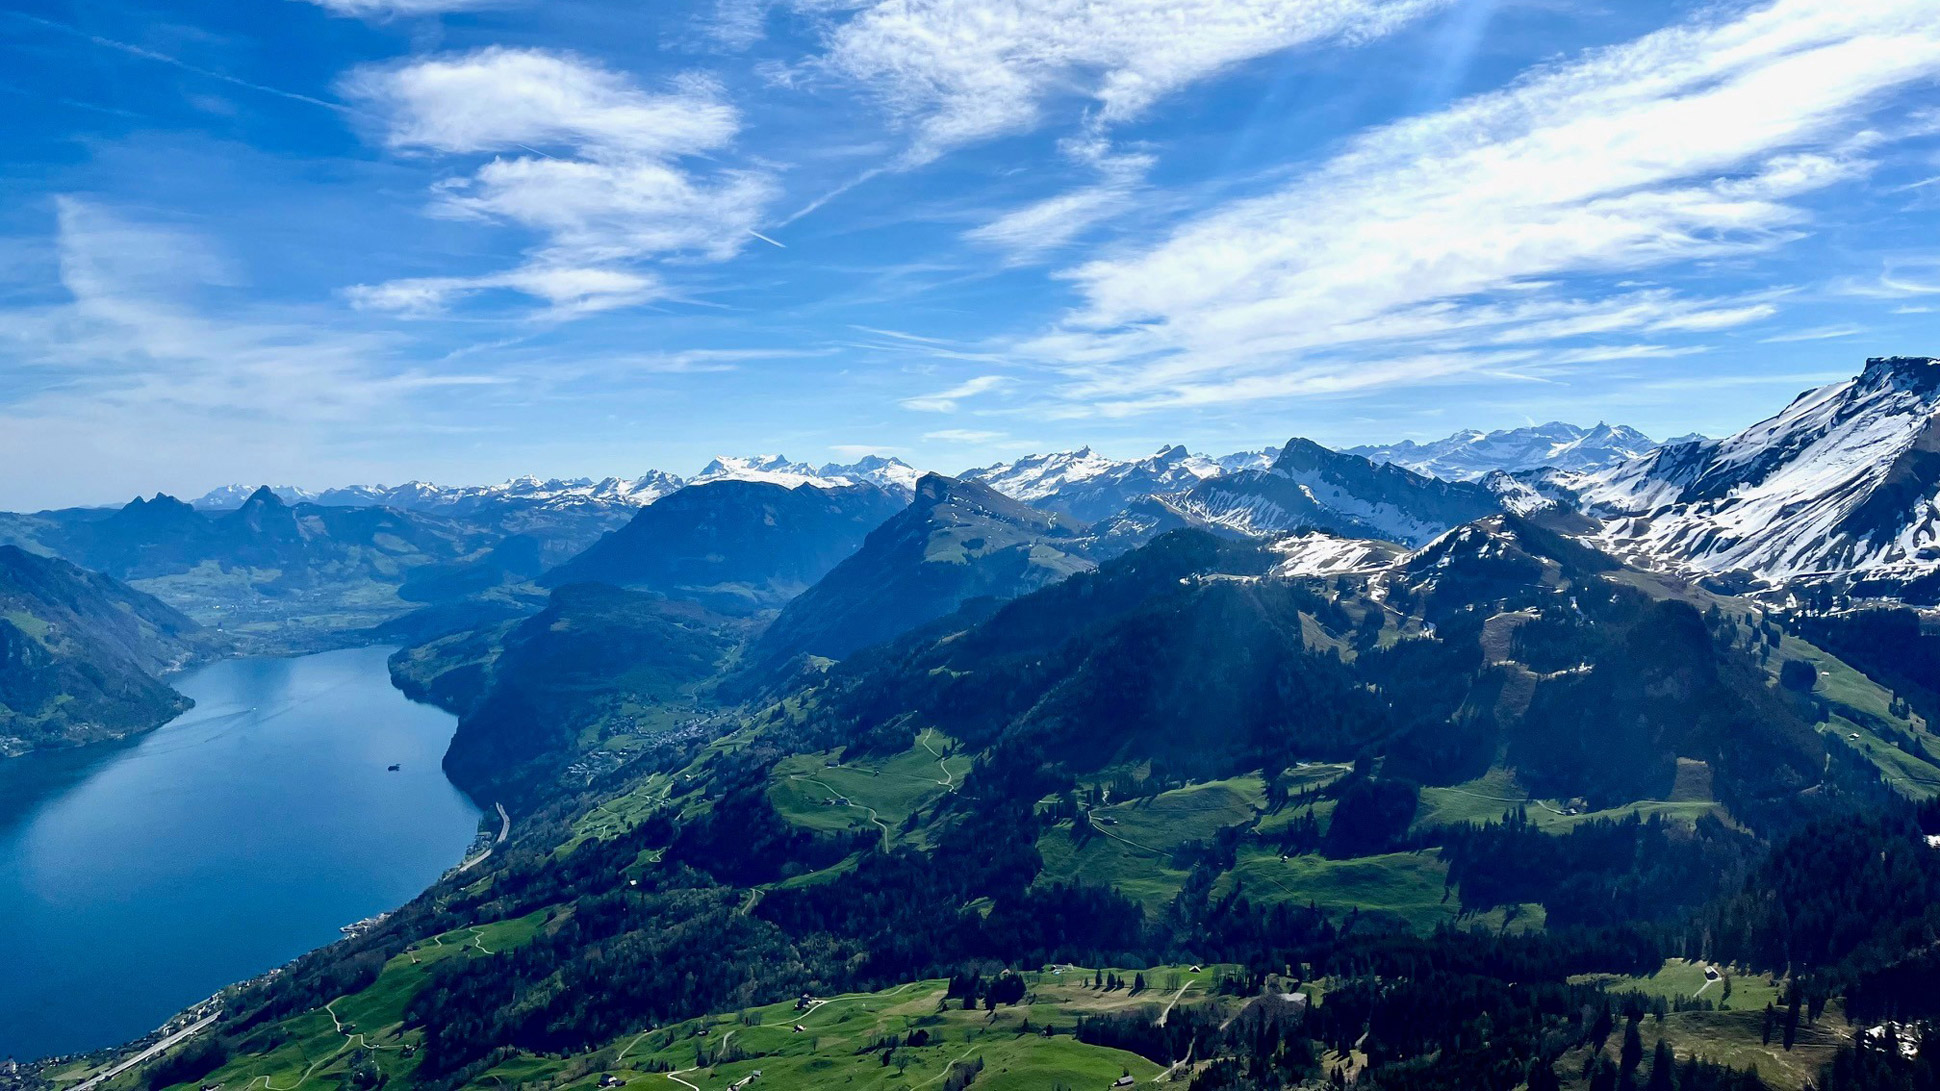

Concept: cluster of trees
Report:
left=1701, top=807, right=1940, bottom=983
left=943, top=970, right=1027, bottom=1009
left=1435, top=809, right=1757, bottom=928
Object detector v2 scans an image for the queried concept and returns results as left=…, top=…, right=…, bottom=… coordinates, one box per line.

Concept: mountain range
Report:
left=1348, top=422, right=1658, bottom=480
left=180, top=429, right=1625, bottom=530
left=0, top=487, right=500, bottom=650
left=1153, top=438, right=1504, bottom=545
left=10, top=353, right=1940, bottom=770
left=189, top=455, right=927, bottom=514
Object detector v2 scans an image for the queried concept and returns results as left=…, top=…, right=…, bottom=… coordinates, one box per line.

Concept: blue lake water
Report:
left=0, top=646, right=481, bottom=1060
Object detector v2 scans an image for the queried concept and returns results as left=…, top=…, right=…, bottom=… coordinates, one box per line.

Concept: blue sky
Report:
left=1, top=0, right=1937, bottom=508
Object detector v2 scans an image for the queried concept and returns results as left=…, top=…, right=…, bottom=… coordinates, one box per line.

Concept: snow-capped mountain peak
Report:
left=688, top=454, right=923, bottom=496
left=193, top=471, right=687, bottom=513
left=1348, top=422, right=1657, bottom=481
left=689, top=454, right=829, bottom=488
left=964, top=444, right=1233, bottom=523
left=1561, top=356, right=1940, bottom=599
left=963, top=448, right=1123, bottom=503
left=191, top=484, right=317, bottom=509
left=816, top=455, right=924, bottom=497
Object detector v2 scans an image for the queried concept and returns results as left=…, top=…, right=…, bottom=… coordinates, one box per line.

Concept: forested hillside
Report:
left=41, top=511, right=1940, bottom=1091
left=0, top=545, right=217, bottom=757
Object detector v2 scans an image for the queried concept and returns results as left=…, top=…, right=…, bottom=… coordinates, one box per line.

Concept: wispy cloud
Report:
left=900, top=374, right=1007, bottom=412
left=342, top=48, right=776, bottom=317
left=794, top=0, right=1449, bottom=163
left=1020, top=0, right=1940, bottom=415
left=347, top=266, right=664, bottom=318
left=965, top=140, right=1153, bottom=262
left=304, top=0, right=506, bottom=17
left=924, top=428, right=1007, bottom=442
left=0, top=200, right=504, bottom=506
left=1759, top=323, right=1864, bottom=342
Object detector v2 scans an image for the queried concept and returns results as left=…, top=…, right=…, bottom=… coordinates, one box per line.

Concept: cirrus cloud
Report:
left=899, top=374, right=1007, bottom=412
left=795, top=0, right=1450, bottom=162
left=1023, top=0, right=1940, bottom=415
left=303, top=0, right=505, bottom=18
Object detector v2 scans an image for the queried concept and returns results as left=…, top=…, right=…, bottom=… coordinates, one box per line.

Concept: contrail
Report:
left=779, top=167, right=885, bottom=227
left=747, top=229, right=786, bottom=248
left=4, top=10, right=356, bottom=116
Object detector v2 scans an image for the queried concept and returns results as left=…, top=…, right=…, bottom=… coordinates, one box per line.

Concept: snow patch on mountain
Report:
left=1270, top=533, right=1406, bottom=577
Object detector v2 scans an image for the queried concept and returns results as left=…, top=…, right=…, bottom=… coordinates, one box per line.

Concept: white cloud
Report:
left=432, top=157, right=774, bottom=265
left=966, top=144, right=1153, bottom=261
left=900, top=374, right=1007, bottom=412
left=342, top=49, right=774, bottom=315
left=800, top=0, right=1448, bottom=162
left=924, top=428, right=1006, bottom=442
left=346, top=265, right=664, bottom=318
left=1023, top=0, right=1940, bottom=415
left=305, top=0, right=502, bottom=17
left=344, top=50, right=739, bottom=158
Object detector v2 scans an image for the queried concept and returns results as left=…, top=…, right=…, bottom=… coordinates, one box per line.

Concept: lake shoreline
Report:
left=0, top=646, right=481, bottom=1061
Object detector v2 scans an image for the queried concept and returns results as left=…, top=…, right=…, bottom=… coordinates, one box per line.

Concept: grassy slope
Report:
left=1216, top=847, right=1460, bottom=932
left=461, top=967, right=1220, bottom=1091
left=767, top=729, right=971, bottom=851
left=1035, top=777, right=1269, bottom=912
left=1777, top=633, right=1940, bottom=799
left=1563, top=958, right=1866, bottom=1091
left=1567, top=957, right=1849, bottom=1091
left=769, top=754, right=1470, bottom=929
left=107, top=913, right=551, bottom=1091
left=1414, top=765, right=1731, bottom=834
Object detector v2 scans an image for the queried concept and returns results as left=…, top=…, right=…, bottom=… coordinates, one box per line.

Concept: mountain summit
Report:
left=542, top=478, right=905, bottom=611
left=745, top=473, right=1092, bottom=671
left=1156, top=437, right=1503, bottom=545
left=1560, top=356, right=1940, bottom=602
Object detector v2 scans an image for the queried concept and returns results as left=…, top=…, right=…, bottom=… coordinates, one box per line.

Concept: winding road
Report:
left=917, top=730, right=959, bottom=790
left=788, top=773, right=892, bottom=849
